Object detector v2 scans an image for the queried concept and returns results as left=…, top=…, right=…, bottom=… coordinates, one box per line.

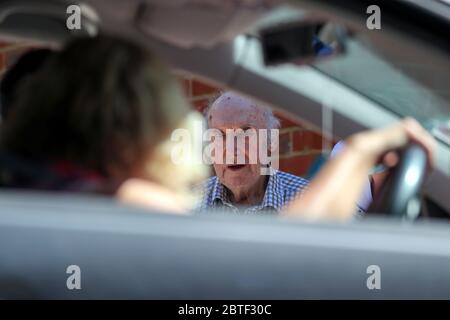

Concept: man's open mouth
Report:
left=227, top=164, right=246, bottom=171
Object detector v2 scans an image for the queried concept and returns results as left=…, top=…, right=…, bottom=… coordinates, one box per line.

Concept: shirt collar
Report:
left=259, top=170, right=283, bottom=211
left=211, top=170, right=284, bottom=211
left=211, top=176, right=229, bottom=205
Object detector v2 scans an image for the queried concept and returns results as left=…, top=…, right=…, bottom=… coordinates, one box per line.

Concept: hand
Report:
left=345, top=117, right=436, bottom=171
left=284, top=118, right=436, bottom=220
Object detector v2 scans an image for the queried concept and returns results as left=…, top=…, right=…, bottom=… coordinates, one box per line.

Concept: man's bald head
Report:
left=205, top=92, right=280, bottom=130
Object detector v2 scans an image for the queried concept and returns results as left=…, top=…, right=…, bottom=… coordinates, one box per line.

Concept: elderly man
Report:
left=199, top=91, right=308, bottom=213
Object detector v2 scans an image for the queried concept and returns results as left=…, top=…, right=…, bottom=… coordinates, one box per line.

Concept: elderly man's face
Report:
left=208, top=93, right=269, bottom=193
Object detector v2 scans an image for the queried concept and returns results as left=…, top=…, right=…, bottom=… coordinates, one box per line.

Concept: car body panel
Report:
left=1, top=192, right=450, bottom=299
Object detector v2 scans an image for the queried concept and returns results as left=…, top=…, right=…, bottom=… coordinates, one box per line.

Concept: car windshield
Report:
left=239, top=5, right=450, bottom=145
left=312, top=38, right=450, bottom=135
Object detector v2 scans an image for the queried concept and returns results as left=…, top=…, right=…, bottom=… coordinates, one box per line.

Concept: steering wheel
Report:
left=368, top=144, right=428, bottom=218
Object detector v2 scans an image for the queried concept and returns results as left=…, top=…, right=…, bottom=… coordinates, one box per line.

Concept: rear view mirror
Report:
left=260, top=20, right=351, bottom=66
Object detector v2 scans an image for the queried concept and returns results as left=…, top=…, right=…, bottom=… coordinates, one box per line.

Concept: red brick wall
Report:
left=180, top=76, right=331, bottom=178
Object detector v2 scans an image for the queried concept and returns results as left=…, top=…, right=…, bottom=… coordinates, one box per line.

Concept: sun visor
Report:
left=136, top=0, right=278, bottom=48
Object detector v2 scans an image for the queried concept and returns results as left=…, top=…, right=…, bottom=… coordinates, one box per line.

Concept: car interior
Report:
left=0, top=0, right=449, bottom=299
